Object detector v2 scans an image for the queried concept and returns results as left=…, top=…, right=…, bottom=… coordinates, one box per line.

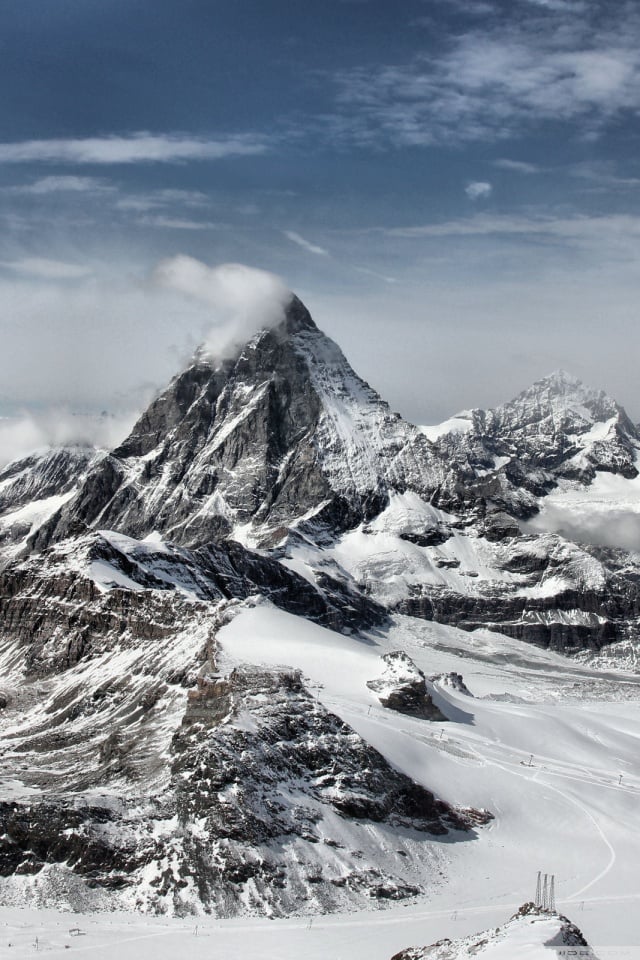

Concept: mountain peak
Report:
left=540, top=368, right=585, bottom=390
left=30, top=293, right=452, bottom=552
left=513, top=369, right=614, bottom=417
left=283, top=293, right=317, bottom=335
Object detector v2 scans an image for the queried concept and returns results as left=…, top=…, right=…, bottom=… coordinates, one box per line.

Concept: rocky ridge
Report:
left=390, top=903, right=596, bottom=959
left=428, top=369, right=640, bottom=518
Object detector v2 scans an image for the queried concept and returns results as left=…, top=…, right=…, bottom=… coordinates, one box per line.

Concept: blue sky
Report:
left=2, top=0, right=640, bottom=446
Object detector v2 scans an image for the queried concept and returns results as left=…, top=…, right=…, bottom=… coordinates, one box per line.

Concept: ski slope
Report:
left=3, top=604, right=640, bottom=957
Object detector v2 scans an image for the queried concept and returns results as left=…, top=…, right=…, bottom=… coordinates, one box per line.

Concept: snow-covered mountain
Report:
left=1, top=292, right=640, bottom=924
left=31, top=297, right=454, bottom=553
left=424, top=369, right=640, bottom=518
left=0, top=445, right=99, bottom=568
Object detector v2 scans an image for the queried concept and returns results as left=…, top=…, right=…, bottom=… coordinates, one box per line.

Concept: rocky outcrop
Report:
left=0, top=447, right=98, bottom=569
left=367, top=652, right=446, bottom=720
left=161, top=665, right=478, bottom=915
left=390, top=904, right=595, bottom=959
left=0, top=447, right=97, bottom=516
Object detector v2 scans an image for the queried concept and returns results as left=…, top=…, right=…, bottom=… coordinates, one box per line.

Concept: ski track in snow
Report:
left=328, top=695, right=620, bottom=903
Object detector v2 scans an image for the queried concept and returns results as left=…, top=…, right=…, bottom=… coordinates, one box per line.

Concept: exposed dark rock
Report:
left=430, top=672, right=472, bottom=697
left=482, top=510, right=522, bottom=542
left=367, top=652, right=446, bottom=720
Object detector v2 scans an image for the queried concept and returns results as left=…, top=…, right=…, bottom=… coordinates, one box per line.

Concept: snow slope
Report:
left=3, top=602, right=639, bottom=955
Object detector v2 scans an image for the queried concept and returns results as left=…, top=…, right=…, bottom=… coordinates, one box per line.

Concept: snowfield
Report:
left=3, top=603, right=640, bottom=958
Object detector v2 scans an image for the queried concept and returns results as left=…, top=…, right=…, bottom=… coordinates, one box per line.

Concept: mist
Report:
left=526, top=503, right=640, bottom=553
left=0, top=258, right=294, bottom=466
left=0, top=409, right=139, bottom=468
left=154, top=257, right=291, bottom=358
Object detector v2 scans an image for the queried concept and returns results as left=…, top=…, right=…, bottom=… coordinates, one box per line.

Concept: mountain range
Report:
left=0, top=293, right=639, bottom=920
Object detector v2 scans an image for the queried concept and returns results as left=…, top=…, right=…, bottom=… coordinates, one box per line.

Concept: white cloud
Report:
left=0, top=257, right=93, bottom=279
left=0, top=410, right=137, bottom=468
left=284, top=230, right=330, bottom=256
left=0, top=133, right=269, bottom=165
left=330, top=10, right=640, bottom=147
left=136, top=216, right=219, bottom=231
left=0, top=274, right=218, bottom=419
left=526, top=503, right=640, bottom=551
left=494, top=158, right=542, bottom=174
left=6, top=176, right=113, bottom=195
left=154, top=258, right=291, bottom=357
left=465, top=181, right=493, bottom=199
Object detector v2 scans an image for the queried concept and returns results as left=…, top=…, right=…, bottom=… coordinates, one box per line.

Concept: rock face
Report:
left=31, top=297, right=454, bottom=552
left=367, top=652, right=446, bottom=720
left=430, top=370, right=640, bottom=518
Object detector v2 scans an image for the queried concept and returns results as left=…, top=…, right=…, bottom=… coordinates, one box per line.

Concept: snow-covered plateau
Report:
left=2, top=295, right=640, bottom=956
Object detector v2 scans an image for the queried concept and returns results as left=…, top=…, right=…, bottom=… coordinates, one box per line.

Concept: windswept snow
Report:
left=213, top=602, right=640, bottom=955
left=418, top=415, right=474, bottom=443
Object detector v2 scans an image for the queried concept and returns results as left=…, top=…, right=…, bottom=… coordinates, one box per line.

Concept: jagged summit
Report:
left=510, top=367, right=622, bottom=420
left=31, top=294, right=453, bottom=552
left=536, top=368, right=585, bottom=390
left=427, top=367, right=640, bottom=517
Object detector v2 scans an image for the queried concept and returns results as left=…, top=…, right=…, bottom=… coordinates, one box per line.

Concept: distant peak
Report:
left=538, top=369, right=584, bottom=389
left=522, top=369, right=604, bottom=404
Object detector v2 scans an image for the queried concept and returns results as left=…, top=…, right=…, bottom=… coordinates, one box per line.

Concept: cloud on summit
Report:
left=154, top=258, right=291, bottom=357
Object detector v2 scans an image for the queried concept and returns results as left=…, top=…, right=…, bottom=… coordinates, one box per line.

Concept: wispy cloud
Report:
left=0, top=257, right=93, bottom=279
left=523, top=0, right=588, bottom=10
left=283, top=230, right=330, bottom=256
left=381, top=212, right=640, bottom=261
left=494, top=158, right=542, bottom=174
left=465, top=181, right=492, bottom=199
left=329, top=7, right=640, bottom=147
left=353, top=265, right=397, bottom=284
left=136, top=215, right=219, bottom=230
left=0, top=133, right=269, bottom=164
left=423, top=0, right=499, bottom=15
left=5, top=175, right=114, bottom=195
left=116, top=188, right=210, bottom=212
